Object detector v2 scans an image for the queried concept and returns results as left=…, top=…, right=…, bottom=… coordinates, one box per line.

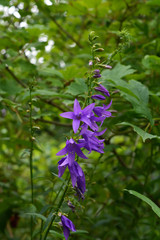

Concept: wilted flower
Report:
left=61, top=215, right=76, bottom=240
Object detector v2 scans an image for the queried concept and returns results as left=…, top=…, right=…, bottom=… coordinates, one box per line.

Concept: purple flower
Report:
left=95, top=84, right=110, bottom=97
left=58, top=157, right=86, bottom=195
left=56, top=138, right=88, bottom=166
left=61, top=215, right=76, bottom=240
left=91, top=94, right=106, bottom=100
left=60, top=99, right=95, bottom=133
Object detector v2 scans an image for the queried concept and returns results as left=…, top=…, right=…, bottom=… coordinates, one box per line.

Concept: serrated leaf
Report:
left=39, top=68, right=64, bottom=79
left=119, top=122, right=160, bottom=142
left=142, top=55, right=160, bottom=72
left=102, top=63, right=136, bottom=83
left=66, top=78, right=88, bottom=96
left=125, top=189, right=160, bottom=218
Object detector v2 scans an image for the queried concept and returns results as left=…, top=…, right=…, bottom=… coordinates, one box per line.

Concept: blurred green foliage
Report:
left=0, top=0, right=160, bottom=239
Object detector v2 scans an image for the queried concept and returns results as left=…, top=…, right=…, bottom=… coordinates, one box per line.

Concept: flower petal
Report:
left=60, top=112, right=74, bottom=119
left=56, top=146, right=67, bottom=156
left=74, top=99, right=81, bottom=115
left=72, top=119, right=80, bottom=133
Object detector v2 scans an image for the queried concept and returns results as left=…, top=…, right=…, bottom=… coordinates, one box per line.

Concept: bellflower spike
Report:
left=60, top=99, right=95, bottom=133
left=56, top=138, right=88, bottom=166
left=61, top=215, right=76, bottom=240
left=91, top=94, right=106, bottom=100
left=95, top=84, right=110, bottom=97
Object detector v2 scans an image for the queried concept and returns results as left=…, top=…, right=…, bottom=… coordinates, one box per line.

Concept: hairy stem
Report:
left=29, top=86, right=34, bottom=239
left=43, top=174, right=70, bottom=240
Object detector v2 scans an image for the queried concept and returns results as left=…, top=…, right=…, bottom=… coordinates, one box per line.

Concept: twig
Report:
left=35, top=118, right=71, bottom=127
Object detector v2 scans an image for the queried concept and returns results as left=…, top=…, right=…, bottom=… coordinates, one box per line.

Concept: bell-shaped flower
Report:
left=61, top=215, right=76, bottom=240
left=56, top=138, right=88, bottom=166
left=60, top=99, right=95, bottom=133
left=58, top=156, right=86, bottom=195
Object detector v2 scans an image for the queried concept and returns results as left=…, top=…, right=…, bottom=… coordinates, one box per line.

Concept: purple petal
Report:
left=103, top=100, right=112, bottom=109
left=60, top=112, right=74, bottom=119
left=91, top=95, right=106, bottom=100
left=82, top=103, right=95, bottom=115
left=74, top=145, right=88, bottom=159
left=56, top=146, right=67, bottom=156
left=68, top=152, right=75, bottom=166
left=72, top=119, right=80, bottom=133
left=94, top=128, right=107, bottom=136
left=61, top=215, right=76, bottom=232
left=74, top=99, right=81, bottom=115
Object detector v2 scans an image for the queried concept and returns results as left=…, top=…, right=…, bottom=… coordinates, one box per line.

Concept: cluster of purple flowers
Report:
left=57, top=68, right=112, bottom=240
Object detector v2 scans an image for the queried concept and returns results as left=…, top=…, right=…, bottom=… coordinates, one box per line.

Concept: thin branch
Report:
left=50, top=16, right=83, bottom=48
left=35, top=118, right=71, bottom=127
left=0, top=59, right=27, bottom=88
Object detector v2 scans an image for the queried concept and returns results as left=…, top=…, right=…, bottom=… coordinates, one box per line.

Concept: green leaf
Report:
left=119, top=122, right=160, bottom=142
left=38, top=68, right=64, bottom=79
left=66, top=78, right=88, bottom=96
left=24, top=213, right=47, bottom=222
left=101, top=63, right=136, bottom=84
left=125, top=189, right=160, bottom=218
left=142, top=55, right=160, bottom=72
left=49, top=230, right=64, bottom=239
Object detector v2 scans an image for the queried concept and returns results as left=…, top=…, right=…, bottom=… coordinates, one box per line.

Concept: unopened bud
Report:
left=33, top=126, right=40, bottom=130
left=94, top=48, right=104, bottom=52
left=31, top=137, right=35, bottom=141
left=26, top=109, right=30, bottom=113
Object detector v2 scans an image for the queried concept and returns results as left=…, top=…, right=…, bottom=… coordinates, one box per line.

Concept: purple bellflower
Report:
left=56, top=138, right=88, bottom=166
left=95, top=84, right=110, bottom=97
left=91, top=94, right=106, bottom=100
left=61, top=215, right=76, bottom=240
left=58, top=157, right=86, bottom=194
left=60, top=99, right=95, bottom=133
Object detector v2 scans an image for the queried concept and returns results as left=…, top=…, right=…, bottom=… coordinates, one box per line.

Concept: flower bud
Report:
left=94, top=48, right=104, bottom=52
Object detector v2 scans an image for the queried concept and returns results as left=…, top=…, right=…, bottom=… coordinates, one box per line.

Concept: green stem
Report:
left=43, top=175, right=70, bottom=240
left=29, top=86, right=34, bottom=239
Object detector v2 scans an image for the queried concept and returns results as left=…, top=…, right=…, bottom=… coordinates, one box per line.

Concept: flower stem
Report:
left=43, top=174, right=70, bottom=240
left=29, top=85, right=34, bottom=239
